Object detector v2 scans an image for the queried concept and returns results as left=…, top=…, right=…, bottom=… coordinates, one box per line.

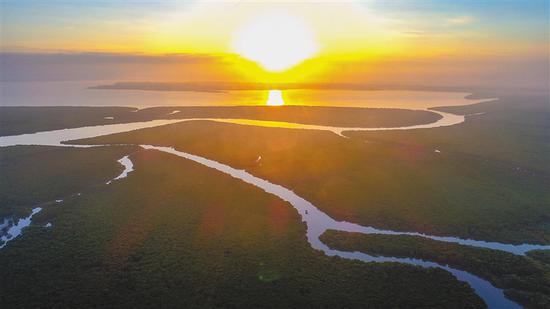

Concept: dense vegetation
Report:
left=347, top=93, right=550, bottom=174
left=2, top=91, right=548, bottom=307
left=527, top=250, right=550, bottom=266
left=0, top=146, right=484, bottom=308
left=0, top=145, right=136, bottom=218
left=148, top=105, right=442, bottom=128
left=75, top=93, right=550, bottom=244
left=0, top=106, right=139, bottom=136
left=320, top=230, right=550, bottom=308
left=0, top=105, right=440, bottom=136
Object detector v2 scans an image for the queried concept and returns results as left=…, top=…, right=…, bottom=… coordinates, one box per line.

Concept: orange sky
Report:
left=1, top=1, right=548, bottom=88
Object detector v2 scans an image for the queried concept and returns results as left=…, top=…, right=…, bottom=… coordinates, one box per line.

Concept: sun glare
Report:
left=232, top=13, right=319, bottom=72
left=266, top=90, right=285, bottom=106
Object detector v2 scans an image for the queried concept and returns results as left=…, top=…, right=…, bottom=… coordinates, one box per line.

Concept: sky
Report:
left=1, top=0, right=548, bottom=88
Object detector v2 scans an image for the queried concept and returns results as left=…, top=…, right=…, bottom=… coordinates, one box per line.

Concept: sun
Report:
left=232, top=13, right=319, bottom=72
left=266, top=90, right=285, bottom=106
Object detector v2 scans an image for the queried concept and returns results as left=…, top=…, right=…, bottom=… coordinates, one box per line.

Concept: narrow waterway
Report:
left=0, top=208, right=43, bottom=249
left=0, top=119, right=184, bottom=147
left=106, top=156, right=134, bottom=184
left=141, top=145, right=527, bottom=309
left=0, top=108, right=474, bottom=147
left=0, top=107, right=545, bottom=308
left=179, top=110, right=467, bottom=137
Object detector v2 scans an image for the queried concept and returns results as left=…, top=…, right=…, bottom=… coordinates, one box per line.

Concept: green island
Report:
left=320, top=230, right=550, bottom=308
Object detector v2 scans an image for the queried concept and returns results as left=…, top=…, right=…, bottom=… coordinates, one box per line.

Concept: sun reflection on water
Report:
left=266, top=90, right=285, bottom=106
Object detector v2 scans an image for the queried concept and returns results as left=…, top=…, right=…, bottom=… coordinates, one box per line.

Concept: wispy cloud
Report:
left=447, top=16, right=475, bottom=26
left=401, top=30, right=426, bottom=37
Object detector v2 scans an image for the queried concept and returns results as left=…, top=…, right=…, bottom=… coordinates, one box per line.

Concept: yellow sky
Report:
left=1, top=1, right=547, bottom=87
left=3, top=1, right=547, bottom=59
left=146, top=2, right=472, bottom=60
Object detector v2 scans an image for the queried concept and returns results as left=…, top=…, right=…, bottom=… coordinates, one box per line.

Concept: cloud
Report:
left=447, top=16, right=474, bottom=26
left=402, top=30, right=426, bottom=37
left=0, top=52, right=220, bottom=65
left=0, top=52, right=231, bottom=82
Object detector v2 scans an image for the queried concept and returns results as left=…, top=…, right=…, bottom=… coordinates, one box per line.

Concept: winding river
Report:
left=0, top=107, right=475, bottom=148
left=141, top=145, right=524, bottom=309
left=165, top=109, right=467, bottom=137
left=1, top=107, right=548, bottom=309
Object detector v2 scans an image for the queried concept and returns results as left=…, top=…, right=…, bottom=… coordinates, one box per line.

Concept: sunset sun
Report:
left=232, top=13, right=319, bottom=72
